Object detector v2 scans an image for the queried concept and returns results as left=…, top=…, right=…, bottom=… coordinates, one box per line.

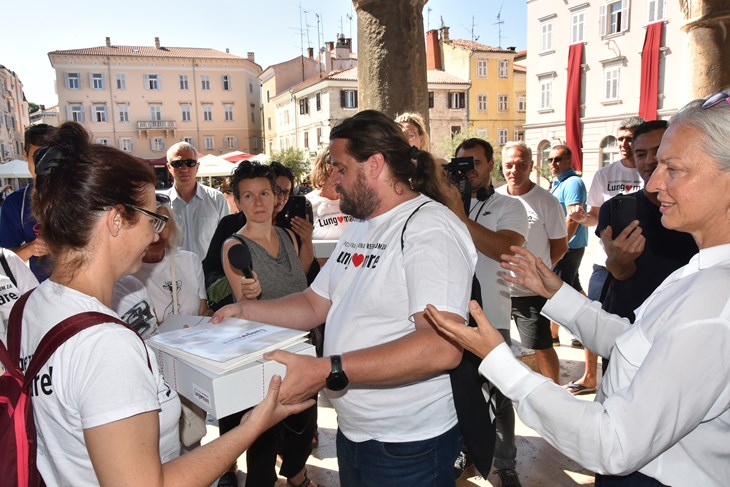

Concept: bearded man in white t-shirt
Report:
left=213, top=110, right=477, bottom=486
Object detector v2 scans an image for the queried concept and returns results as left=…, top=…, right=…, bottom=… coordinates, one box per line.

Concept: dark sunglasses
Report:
left=701, top=92, right=730, bottom=109
left=169, top=159, right=198, bottom=168
left=546, top=156, right=565, bottom=163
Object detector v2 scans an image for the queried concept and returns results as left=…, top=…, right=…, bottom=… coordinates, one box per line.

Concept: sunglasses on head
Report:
left=235, top=162, right=272, bottom=178
left=270, top=161, right=295, bottom=179
left=701, top=92, right=730, bottom=109
left=169, top=159, right=198, bottom=168
left=155, top=193, right=171, bottom=207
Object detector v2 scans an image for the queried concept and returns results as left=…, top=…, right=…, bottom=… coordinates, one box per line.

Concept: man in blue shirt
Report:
left=0, top=124, right=55, bottom=281
left=549, top=145, right=588, bottom=298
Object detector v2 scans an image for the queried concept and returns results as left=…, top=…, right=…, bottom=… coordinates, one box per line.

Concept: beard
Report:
left=336, top=167, right=379, bottom=220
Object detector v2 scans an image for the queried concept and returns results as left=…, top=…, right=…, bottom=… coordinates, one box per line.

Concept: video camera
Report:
left=443, top=156, right=475, bottom=213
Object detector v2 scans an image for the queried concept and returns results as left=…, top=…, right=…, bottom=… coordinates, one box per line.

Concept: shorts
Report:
left=552, top=247, right=585, bottom=293
left=511, top=295, right=553, bottom=350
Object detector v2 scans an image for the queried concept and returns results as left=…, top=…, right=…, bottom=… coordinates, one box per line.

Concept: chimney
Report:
left=307, top=47, right=314, bottom=59
left=154, top=37, right=160, bottom=49
left=247, top=52, right=255, bottom=62
left=327, top=41, right=335, bottom=52
left=439, top=26, right=450, bottom=42
left=226, top=48, right=230, bottom=53
left=426, top=30, right=442, bottom=70
left=105, top=37, right=111, bottom=47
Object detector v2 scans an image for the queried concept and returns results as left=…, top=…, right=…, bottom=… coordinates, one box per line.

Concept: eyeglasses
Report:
left=274, top=186, right=291, bottom=199
left=701, top=92, right=730, bottom=109
left=103, top=205, right=168, bottom=233
left=169, top=159, right=198, bottom=168
left=546, top=156, right=565, bottom=163
left=403, top=131, right=419, bottom=140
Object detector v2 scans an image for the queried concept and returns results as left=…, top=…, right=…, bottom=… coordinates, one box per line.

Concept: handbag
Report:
left=179, top=395, right=207, bottom=447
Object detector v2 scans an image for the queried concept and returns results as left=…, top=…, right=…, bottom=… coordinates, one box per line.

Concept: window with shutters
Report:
left=498, top=129, right=508, bottom=146
left=149, top=104, right=162, bottom=121
left=477, top=94, right=488, bottom=112
left=119, top=137, right=133, bottom=152
left=91, top=73, right=104, bottom=90
left=118, top=103, right=129, bottom=122
left=179, top=74, right=189, bottom=90
left=201, top=75, right=210, bottom=91
left=341, top=90, right=358, bottom=109
left=181, top=104, right=191, bottom=122
left=116, top=74, right=127, bottom=90
left=202, top=104, right=213, bottom=121
left=151, top=136, right=165, bottom=152
left=498, top=60, right=509, bottom=78
left=93, top=104, right=107, bottom=123
left=428, top=91, right=434, bottom=108
left=95, top=137, right=110, bottom=145
left=223, top=75, right=231, bottom=91
left=477, top=60, right=488, bottom=78
left=145, top=74, right=160, bottom=90
left=69, top=104, right=84, bottom=122
left=571, top=10, right=586, bottom=43
left=600, top=0, right=631, bottom=37
left=448, top=92, right=465, bottom=109
left=540, top=21, right=553, bottom=53
left=647, top=0, right=665, bottom=22
left=316, top=93, right=321, bottom=111
left=205, top=136, right=214, bottom=150
left=498, top=94, right=509, bottom=112
left=67, top=73, right=80, bottom=89
left=224, top=136, right=237, bottom=149
left=224, top=104, right=234, bottom=121
left=183, top=137, right=195, bottom=146
left=299, top=98, right=309, bottom=115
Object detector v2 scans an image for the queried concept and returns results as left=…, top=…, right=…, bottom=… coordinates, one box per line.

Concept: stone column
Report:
left=680, top=0, right=730, bottom=98
left=353, top=0, right=429, bottom=122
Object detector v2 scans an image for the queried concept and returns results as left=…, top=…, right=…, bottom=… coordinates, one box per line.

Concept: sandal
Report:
left=287, top=469, right=318, bottom=487
left=217, top=471, right=238, bottom=487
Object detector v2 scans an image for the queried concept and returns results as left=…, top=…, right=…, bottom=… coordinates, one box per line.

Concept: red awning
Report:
left=137, top=156, right=168, bottom=167
left=221, top=151, right=255, bottom=163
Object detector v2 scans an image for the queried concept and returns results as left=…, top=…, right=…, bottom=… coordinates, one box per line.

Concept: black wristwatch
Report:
left=325, top=355, right=349, bottom=391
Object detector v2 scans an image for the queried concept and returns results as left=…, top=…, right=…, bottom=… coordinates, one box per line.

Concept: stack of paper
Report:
left=147, top=316, right=309, bottom=374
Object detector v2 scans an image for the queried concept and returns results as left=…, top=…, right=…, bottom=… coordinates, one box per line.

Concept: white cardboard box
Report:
left=153, top=341, right=316, bottom=418
left=313, top=240, right=338, bottom=259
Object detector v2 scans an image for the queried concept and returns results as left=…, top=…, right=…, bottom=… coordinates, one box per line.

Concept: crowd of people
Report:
left=1, top=90, right=729, bottom=487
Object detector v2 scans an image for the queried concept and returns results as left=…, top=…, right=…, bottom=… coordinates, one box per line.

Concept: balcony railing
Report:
left=137, top=120, right=176, bottom=130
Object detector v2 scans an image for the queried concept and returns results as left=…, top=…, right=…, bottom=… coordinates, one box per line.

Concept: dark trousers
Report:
left=595, top=472, right=668, bottom=486
left=218, top=403, right=317, bottom=486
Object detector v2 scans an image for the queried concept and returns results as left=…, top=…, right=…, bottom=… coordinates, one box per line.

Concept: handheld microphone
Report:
left=228, top=244, right=254, bottom=279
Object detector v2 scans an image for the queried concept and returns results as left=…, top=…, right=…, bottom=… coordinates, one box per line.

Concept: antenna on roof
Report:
left=494, top=5, right=504, bottom=48
left=471, top=16, right=480, bottom=42
left=427, top=7, right=432, bottom=30
left=440, top=15, right=445, bottom=29
left=346, top=12, right=353, bottom=39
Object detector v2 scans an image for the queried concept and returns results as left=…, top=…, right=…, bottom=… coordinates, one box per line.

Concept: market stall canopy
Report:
left=248, top=153, right=268, bottom=163
left=0, top=160, right=31, bottom=178
left=197, top=154, right=237, bottom=178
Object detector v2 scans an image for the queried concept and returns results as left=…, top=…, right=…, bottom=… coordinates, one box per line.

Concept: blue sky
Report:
left=2, top=0, right=526, bottom=107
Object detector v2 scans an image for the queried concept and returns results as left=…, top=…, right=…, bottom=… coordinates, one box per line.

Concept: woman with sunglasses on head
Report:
left=425, top=93, right=730, bottom=487
left=203, top=161, right=318, bottom=311
left=17, top=122, right=312, bottom=486
left=215, top=161, right=319, bottom=487
left=132, top=194, right=209, bottom=321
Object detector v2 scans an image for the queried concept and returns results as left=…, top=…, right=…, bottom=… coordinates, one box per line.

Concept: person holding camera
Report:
left=445, top=138, right=528, bottom=486
left=166, top=141, right=229, bottom=262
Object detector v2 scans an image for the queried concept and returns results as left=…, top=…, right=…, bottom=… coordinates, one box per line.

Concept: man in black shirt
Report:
left=597, top=120, right=697, bottom=323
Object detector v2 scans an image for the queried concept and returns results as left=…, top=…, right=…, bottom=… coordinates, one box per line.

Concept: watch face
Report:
left=327, top=372, right=348, bottom=391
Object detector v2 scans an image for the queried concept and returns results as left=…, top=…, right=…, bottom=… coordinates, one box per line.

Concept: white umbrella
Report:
left=0, top=160, right=31, bottom=178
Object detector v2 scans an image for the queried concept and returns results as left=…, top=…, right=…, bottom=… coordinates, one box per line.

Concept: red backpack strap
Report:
left=23, top=312, right=152, bottom=389
left=6, top=290, right=34, bottom=363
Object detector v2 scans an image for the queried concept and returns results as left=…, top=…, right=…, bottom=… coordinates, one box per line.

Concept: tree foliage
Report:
left=28, top=102, right=40, bottom=114
left=266, top=147, right=311, bottom=181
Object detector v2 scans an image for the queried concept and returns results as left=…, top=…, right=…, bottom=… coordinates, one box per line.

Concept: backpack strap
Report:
left=400, top=201, right=431, bottom=251
left=0, top=251, right=16, bottom=287
left=4, top=289, right=152, bottom=392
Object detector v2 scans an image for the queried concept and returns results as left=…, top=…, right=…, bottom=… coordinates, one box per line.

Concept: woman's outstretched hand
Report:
left=501, top=246, right=563, bottom=299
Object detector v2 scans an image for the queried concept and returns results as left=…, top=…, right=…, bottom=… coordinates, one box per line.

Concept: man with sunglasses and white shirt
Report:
left=166, top=141, right=229, bottom=261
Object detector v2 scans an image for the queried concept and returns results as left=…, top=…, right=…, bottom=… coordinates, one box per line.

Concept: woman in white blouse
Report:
left=426, top=94, right=730, bottom=487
